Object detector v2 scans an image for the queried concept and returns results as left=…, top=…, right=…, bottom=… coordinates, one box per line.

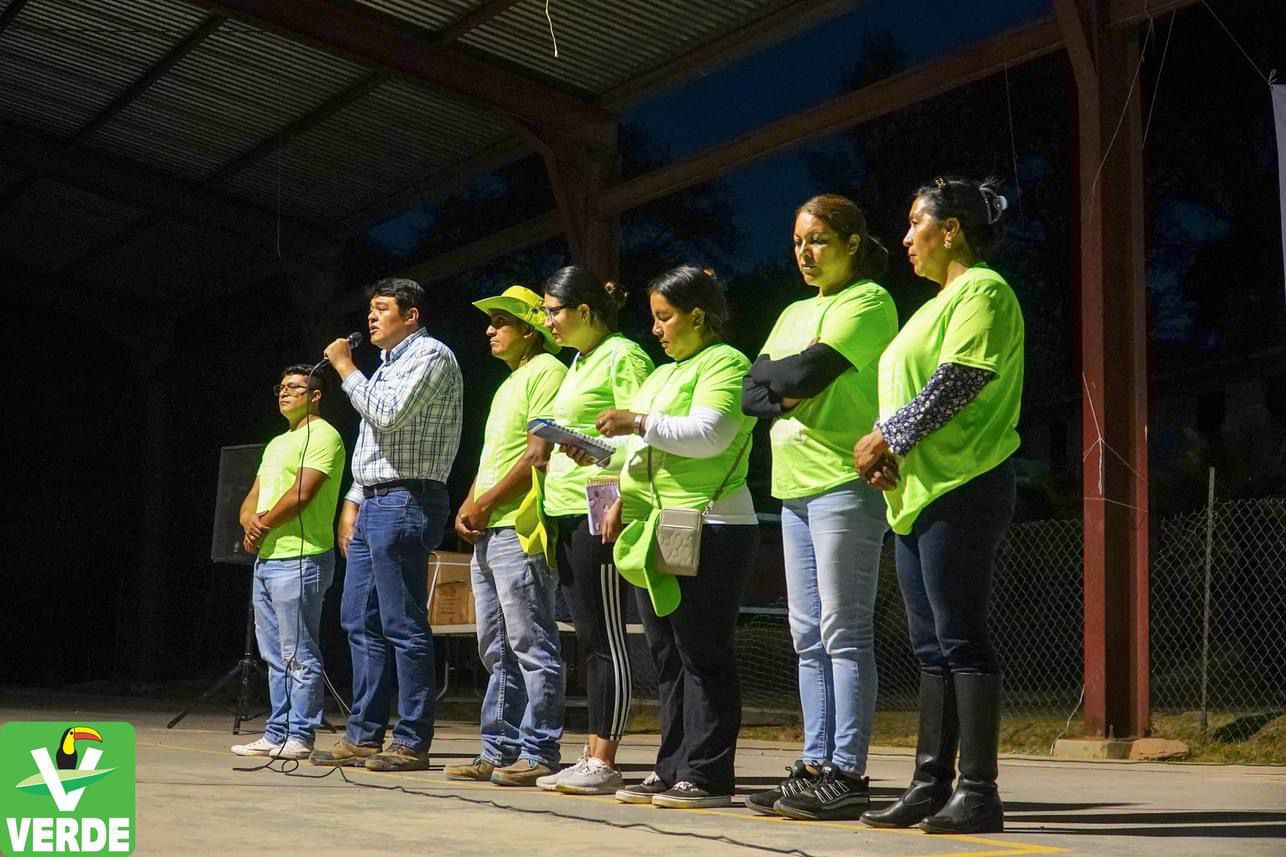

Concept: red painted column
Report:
left=1056, top=0, right=1151, bottom=739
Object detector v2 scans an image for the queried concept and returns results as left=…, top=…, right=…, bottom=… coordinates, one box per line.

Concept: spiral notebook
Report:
left=527, top=418, right=614, bottom=466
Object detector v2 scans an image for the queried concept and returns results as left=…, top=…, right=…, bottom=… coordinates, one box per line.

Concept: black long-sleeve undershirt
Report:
left=749, top=343, right=853, bottom=399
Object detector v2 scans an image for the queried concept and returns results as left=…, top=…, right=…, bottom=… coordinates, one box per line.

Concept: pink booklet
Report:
left=585, top=476, right=621, bottom=536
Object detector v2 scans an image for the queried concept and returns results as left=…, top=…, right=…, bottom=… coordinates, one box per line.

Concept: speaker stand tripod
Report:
left=167, top=595, right=267, bottom=734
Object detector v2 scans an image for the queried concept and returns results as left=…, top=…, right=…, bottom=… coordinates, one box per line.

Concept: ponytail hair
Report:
left=913, top=176, right=1009, bottom=259
left=795, top=193, right=889, bottom=281
left=543, top=265, right=628, bottom=332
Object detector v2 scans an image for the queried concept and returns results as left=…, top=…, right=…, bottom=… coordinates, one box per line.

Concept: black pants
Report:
left=895, top=461, right=1015, bottom=676
left=553, top=515, right=632, bottom=741
left=636, top=523, right=757, bottom=795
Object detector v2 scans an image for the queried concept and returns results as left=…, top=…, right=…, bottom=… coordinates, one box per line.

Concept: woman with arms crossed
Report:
left=742, top=195, right=898, bottom=821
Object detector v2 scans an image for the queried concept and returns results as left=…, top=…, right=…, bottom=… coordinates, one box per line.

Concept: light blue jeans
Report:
left=471, top=527, right=564, bottom=767
left=253, top=553, right=334, bottom=744
left=781, top=479, right=887, bottom=774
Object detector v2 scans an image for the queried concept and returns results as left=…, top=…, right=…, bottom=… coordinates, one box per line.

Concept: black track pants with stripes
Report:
left=553, top=515, right=633, bottom=741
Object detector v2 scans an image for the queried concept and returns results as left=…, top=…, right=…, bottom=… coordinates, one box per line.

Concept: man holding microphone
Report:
left=311, top=277, right=463, bottom=772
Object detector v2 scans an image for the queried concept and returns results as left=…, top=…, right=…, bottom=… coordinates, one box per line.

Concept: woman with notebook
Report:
left=535, top=266, right=654, bottom=795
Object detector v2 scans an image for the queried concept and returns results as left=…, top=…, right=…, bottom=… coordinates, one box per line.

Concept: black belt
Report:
left=362, top=479, right=435, bottom=498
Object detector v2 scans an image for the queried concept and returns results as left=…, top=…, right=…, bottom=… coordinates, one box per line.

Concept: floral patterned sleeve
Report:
left=877, top=363, right=994, bottom=455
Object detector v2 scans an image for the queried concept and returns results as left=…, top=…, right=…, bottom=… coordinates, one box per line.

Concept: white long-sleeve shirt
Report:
left=639, top=406, right=757, bottom=526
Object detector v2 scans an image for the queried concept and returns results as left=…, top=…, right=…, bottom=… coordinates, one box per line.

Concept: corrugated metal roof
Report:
left=220, top=77, right=511, bottom=225
left=0, top=0, right=210, bottom=137
left=84, top=24, right=369, bottom=183
left=0, top=178, right=145, bottom=271
left=460, top=0, right=795, bottom=95
left=350, top=0, right=478, bottom=33
left=0, top=0, right=826, bottom=292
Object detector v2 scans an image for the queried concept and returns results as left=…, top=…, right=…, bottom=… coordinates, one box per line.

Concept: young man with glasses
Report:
left=232, top=366, right=346, bottom=760
left=312, top=277, right=464, bottom=772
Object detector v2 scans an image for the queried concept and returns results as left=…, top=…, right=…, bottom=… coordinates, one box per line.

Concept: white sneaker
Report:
left=276, top=738, right=313, bottom=760
left=555, top=757, right=624, bottom=795
left=231, top=737, right=282, bottom=757
left=537, top=745, right=589, bottom=792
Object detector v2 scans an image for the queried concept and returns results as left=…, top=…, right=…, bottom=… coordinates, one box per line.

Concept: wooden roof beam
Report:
left=600, top=17, right=1064, bottom=215
left=189, top=0, right=614, bottom=140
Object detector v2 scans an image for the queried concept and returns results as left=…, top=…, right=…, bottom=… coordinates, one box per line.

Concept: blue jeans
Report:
left=781, top=479, right=888, bottom=774
left=896, top=461, right=1015, bottom=676
left=253, top=553, right=334, bottom=744
left=471, top=528, right=564, bottom=767
left=341, top=483, right=448, bottom=751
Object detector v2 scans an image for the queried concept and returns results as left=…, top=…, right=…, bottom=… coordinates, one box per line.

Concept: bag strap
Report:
left=705, top=432, right=751, bottom=511
left=646, top=446, right=661, bottom=508
left=646, top=423, right=750, bottom=513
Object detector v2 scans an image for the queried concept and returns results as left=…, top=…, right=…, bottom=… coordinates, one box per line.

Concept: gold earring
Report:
left=944, top=237, right=953, bottom=248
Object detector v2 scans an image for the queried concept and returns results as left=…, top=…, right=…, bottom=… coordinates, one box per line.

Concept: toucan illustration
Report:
left=55, top=726, right=103, bottom=770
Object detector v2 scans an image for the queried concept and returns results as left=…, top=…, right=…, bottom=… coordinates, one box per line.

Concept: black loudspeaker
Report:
left=210, top=443, right=266, bottom=565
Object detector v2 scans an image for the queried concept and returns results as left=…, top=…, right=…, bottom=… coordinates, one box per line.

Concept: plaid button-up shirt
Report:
left=342, top=328, right=463, bottom=505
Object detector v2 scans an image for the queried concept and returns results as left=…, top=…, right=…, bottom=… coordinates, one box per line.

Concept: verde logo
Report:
left=1, top=722, right=135, bottom=855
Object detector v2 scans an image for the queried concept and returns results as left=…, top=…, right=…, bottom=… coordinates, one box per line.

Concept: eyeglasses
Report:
left=543, top=303, right=570, bottom=320
left=272, top=383, right=310, bottom=396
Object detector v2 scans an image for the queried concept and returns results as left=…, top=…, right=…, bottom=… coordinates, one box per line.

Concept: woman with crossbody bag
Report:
left=740, top=195, right=898, bottom=820
left=596, top=266, right=757, bottom=810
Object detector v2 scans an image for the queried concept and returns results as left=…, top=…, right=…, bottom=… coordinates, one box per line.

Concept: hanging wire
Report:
left=1141, top=11, right=1178, bottom=148
left=1084, top=19, right=1156, bottom=227
left=1002, top=61, right=1025, bottom=219
left=544, top=0, right=560, bottom=58
left=1200, top=0, right=1276, bottom=86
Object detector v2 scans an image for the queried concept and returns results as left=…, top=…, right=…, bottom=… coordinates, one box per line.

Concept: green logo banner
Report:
left=0, top=722, right=136, bottom=855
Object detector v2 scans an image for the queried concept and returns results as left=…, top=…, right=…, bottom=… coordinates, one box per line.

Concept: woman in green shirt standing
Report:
left=854, top=177, right=1022, bottom=835
left=741, top=195, right=899, bottom=820
left=535, top=266, right=655, bottom=796
left=595, top=266, right=758, bottom=809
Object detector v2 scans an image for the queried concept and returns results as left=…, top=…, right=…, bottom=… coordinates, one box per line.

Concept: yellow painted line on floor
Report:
left=136, top=740, right=1069, bottom=856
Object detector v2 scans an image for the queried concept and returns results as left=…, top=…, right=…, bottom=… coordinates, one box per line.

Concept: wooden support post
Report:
left=514, top=121, right=620, bottom=283
left=1055, top=0, right=1151, bottom=739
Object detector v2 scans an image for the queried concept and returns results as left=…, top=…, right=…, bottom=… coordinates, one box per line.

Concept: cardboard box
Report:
left=428, top=550, right=475, bottom=627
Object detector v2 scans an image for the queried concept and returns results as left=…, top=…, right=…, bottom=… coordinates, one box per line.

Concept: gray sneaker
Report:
left=652, top=781, right=733, bottom=809
left=615, top=772, right=669, bottom=804
left=537, top=745, right=589, bottom=792
left=555, top=757, right=624, bottom=795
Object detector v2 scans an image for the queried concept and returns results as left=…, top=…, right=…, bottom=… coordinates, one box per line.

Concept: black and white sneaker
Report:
left=652, top=781, right=732, bottom=809
left=745, top=759, right=819, bottom=816
left=774, top=763, right=870, bottom=820
left=615, top=772, right=669, bottom=804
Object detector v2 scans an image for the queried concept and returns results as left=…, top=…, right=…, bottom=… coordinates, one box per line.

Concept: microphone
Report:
left=312, top=332, right=364, bottom=373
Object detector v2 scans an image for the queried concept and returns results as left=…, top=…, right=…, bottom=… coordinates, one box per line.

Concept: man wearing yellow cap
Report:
left=446, top=285, right=568, bottom=787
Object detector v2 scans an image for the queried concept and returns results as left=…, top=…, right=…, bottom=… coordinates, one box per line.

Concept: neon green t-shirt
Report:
left=474, top=352, right=567, bottom=529
left=878, top=264, right=1025, bottom=535
left=256, top=417, right=346, bottom=559
left=543, top=334, right=655, bottom=516
left=619, top=343, right=755, bottom=522
left=761, top=279, right=898, bottom=500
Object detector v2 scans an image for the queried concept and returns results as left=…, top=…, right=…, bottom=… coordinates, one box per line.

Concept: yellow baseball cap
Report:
left=472, top=285, right=560, bottom=353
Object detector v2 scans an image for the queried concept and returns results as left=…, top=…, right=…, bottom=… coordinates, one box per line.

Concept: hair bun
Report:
left=980, top=186, right=1008, bottom=225
left=603, top=280, right=629, bottom=307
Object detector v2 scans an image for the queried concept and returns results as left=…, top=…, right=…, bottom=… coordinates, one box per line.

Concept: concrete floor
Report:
left=1, top=693, right=1282, bottom=857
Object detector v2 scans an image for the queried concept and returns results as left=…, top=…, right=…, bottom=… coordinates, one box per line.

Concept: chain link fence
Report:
left=619, top=495, right=1285, bottom=745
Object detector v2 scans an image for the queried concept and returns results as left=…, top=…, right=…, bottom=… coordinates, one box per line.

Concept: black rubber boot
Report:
left=919, top=672, right=1004, bottom=834
left=860, top=671, right=958, bottom=828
